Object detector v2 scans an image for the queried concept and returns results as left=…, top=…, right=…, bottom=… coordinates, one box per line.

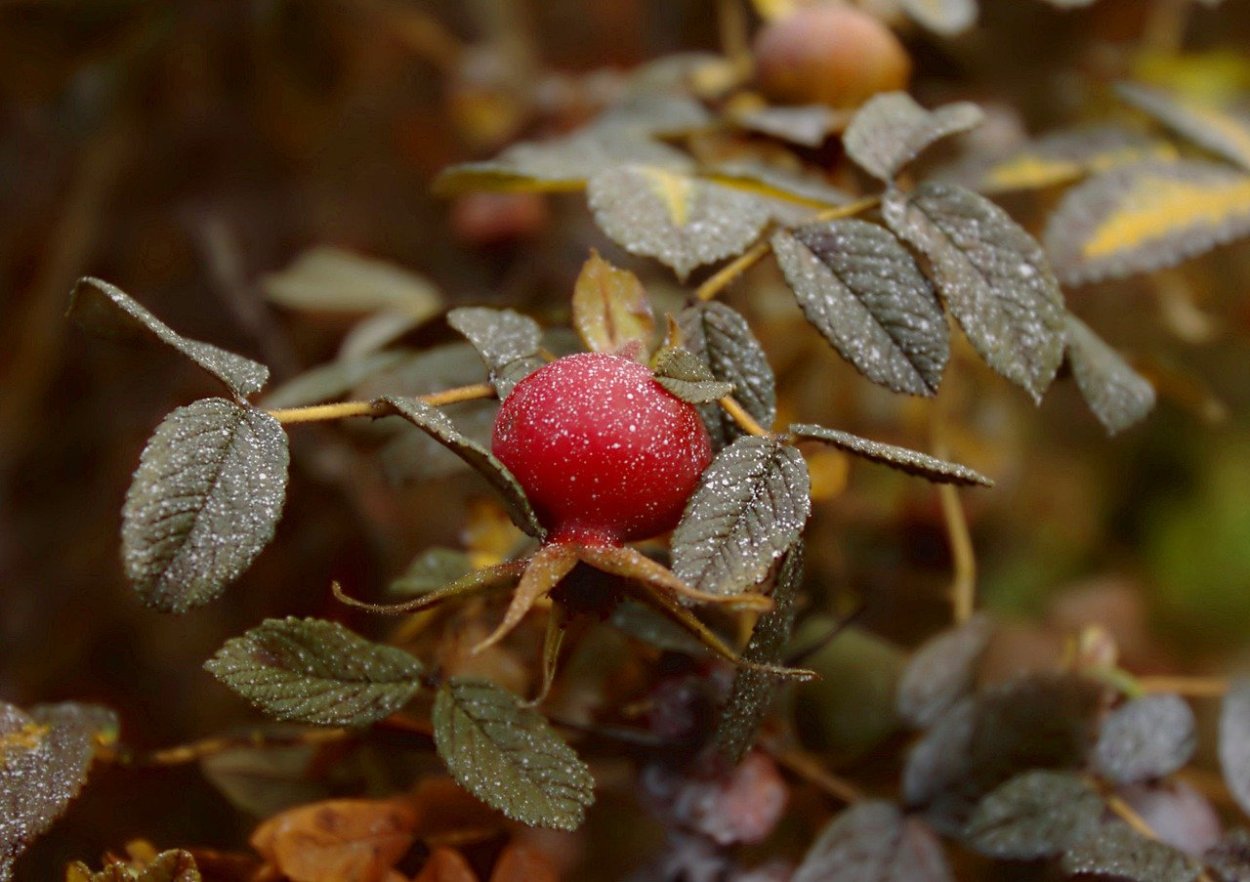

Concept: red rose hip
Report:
left=492, top=352, right=713, bottom=546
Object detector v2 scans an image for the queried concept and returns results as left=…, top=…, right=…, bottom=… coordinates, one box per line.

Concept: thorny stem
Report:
left=267, top=383, right=495, bottom=424
left=718, top=395, right=771, bottom=437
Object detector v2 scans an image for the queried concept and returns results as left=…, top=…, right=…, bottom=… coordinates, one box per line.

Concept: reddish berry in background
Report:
left=492, top=352, right=713, bottom=546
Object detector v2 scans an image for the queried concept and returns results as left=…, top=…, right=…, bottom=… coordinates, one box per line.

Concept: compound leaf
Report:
left=672, top=436, right=811, bottom=595
left=261, top=246, right=443, bottom=317
left=69, top=277, right=268, bottom=399
left=844, top=93, right=984, bottom=183
left=123, top=398, right=289, bottom=613
left=794, top=801, right=953, bottom=882
left=964, top=770, right=1104, bottom=860
left=897, top=614, right=995, bottom=729
left=1065, top=314, right=1156, bottom=435
left=446, top=306, right=544, bottom=398
left=1094, top=694, right=1196, bottom=785
left=898, top=0, right=978, bottom=36
left=205, top=617, right=424, bottom=727
left=772, top=220, right=948, bottom=395
left=1062, top=822, right=1200, bottom=882
left=1117, top=81, right=1250, bottom=172
left=884, top=183, right=1066, bottom=402
left=433, top=678, right=594, bottom=831
left=792, top=423, right=992, bottom=487
left=571, top=251, right=655, bottom=358
left=1220, top=678, right=1250, bottom=820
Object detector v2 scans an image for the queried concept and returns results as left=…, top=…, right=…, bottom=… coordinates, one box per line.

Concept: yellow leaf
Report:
left=571, top=251, right=655, bottom=359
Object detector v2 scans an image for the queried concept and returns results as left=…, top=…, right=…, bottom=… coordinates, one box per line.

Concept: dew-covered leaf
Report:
left=1044, top=159, right=1250, bottom=285
left=1, top=701, right=118, bottom=881
left=433, top=678, right=595, bottom=830
left=844, top=93, right=984, bottom=183
left=653, top=346, right=734, bottom=403
left=671, top=436, right=810, bottom=596
left=261, top=246, right=443, bottom=316
left=1220, top=678, right=1250, bottom=820
left=714, top=542, right=804, bottom=765
left=772, top=220, right=948, bottom=395
left=571, top=251, right=655, bottom=358
left=1117, top=81, right=1250, bottom=172
left=1065, top=314, right=1156, bottom=435
left=707, top=161, right=852, bottom=211
left=793, top=801, right=953, bottom=882
left=381, top=396, right=544, bottom=539
left=446, top=306, right=544, bottom=398
left=792, top=423, right=992, bottom=487
left=898, top=0, right=978, bottom=36
left=897, top=613, right=995, bottom=729
left=1094, top=694, right=1195, bottom=785
left=677, top=302, right=776, bottom=448
left=964, top=770, right=1104, bottom=860
left=390, top=547, right=474, bottom=597
left=587, top=165, right=772, bottom=280
left=262, top=350, right=411, bottom=409
left=1062, top=822, right=1200, bottom=882
left=205, top=617, right=424, bottom=726
left=1205, top=828, right=1250, bottom=882
left=731, top=103, right=840, bottom=148
left=122, top=398, right=289, bottom=613
left=69, top=277, right=269, bottom=398
left=883, top=183, right=1066, bottom=402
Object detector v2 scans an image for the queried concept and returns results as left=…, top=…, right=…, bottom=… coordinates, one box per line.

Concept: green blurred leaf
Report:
left=1117, top=81, right=1250, bottom=171
left=389, top=547, right=474, bottom=597
left=731, top=103, right=839, bottom=148
left=844, top=93, right=983, bottom=183
left=897, top=614, right=995, bottom=729
left=262, top=350, right=411, bottom=409
left=964, top=770, right=1103, bottom=860
left=1094, top=694, right=1195, bottom=785
left=446, top=306, right=544, bottom=398
left=791, top=423, right=992, bottom=486
left=1065, top=314, right=1156, bottom=435
left=794, top=801, right=953, bottom=882
left=261, top=247, right=443, bottom=317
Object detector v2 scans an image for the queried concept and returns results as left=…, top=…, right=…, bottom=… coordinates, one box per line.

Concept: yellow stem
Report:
left=939, top=483, right=976, bottom=624
left=769, top=744, right=864, bottom=805
left=1137, top=675, right=1229, bottom=697
left=267, top=382, right=495, bottom=425
left=141, top=727, right=352, bottom=766
left=813, top=196, right=881, bottom=223
left=1106, top=792, right=1158, bottom=840
left=718, top=395, right=771, bottom=436
left=696, top=240, right=771, bottom=302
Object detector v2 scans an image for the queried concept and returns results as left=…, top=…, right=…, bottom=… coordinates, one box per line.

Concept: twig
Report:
left=137, top=727, right=354, bottom=766
left=718, top=395, right=771, bottom=436
left=267, top=383, right=495, bottom=424
left=768, top=743, right=864, bottom=805
left=938, top=483, right=976, bottom=624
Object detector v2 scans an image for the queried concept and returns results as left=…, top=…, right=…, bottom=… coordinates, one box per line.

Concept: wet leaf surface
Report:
left=844, top=92, right=984, bottom=183
left=1093, top=694, right=1196, bottom=784
left=446, top=306, right=544, bottom=398
left=1061, top=821, right=1200, bottom=882
left=792, top=423, right=992, bottom=486
left=964, top=770, right=1104, bottom=860
left=653, top=346, right=735, bottom=403
left=1065, top=314, right=1157, bottom=435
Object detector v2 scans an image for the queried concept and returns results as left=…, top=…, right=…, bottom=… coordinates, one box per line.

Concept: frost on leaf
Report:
left=1044, top=159, right=1250, bottom=285
left=671, top=436, right=811, bottom=596
left=1116, top=81, right=1250, bottom=172
left=652, top=346, right=734, bottom=404
left=587, top=165, right=772, bottom=280
left=897, top=613, right=995, bottom=729
left=1093, top=694, right=1196, bottom=785
left=260, top=246, right=443, bottom=317
left=963, top=770, right=1103, bottom=860
left=1219, top=678, right=1250, bottom=820
left=1065, top=314, right=1156, bottom=435
left=381, top=396, right=544, bottom=539
left=68, top=277, right=269, bottom=399
left=432, top=678, right=594, bottom=831
left=844, top=93, right=984, bottom=183
left=1, top=701, right=118, bottom=882
left=122, top=398, right=289, bottom=613
left=791, top=423, right=992, bottom=487
left=883, top=183, right=1066, bottom=402
left=793, top=801, right=953, bottom=882
left=446, top=306, right=544, bottom=398
left=677, top=302, right=776, bottom=448
left=205, top=617, right=424, bottom=727
left=571, top=251, right=655, bottom=358
left=772, top=221, right=948, bottom=396
left=1061, top=822, right=1200, bottom=882
left=898, top=0, right=978, bottom=36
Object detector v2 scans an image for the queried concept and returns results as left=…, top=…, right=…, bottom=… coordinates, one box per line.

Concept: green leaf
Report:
left=1065, top=314, right=1156, bottom=434
left=772, top=221, right=948, bottom=396
left=898, top=0, right=978, bottom=35
left=262, top=350, right=411, bottom=409
left=571, top=251, right=655, bottom=358
left=844, top=93, right=984, bottom=183
left=730, top=103, right=839, bottom=148
left=792, top=423, right=992, bottom=487
left=123, top=398, right=289, bottom=613
left=964, top=770, right=1104, bottom=860
left=1062, top=822, right=1200, bottom=882
left=380, top=396, right=543, bottom=539
left=261, top=246, right=443, bottom=316
left=433, top=678, right=595, bottom=831
left=883, top=183, right=1066, bottom=402
left=68, top=277, right=269, bottom=399
left=200, top=738, right=326, bottom=818
left=1219, top=678, right=1250, bottom=820
left=897, top=614, right=995, bottom=729
left=1044, top=159, right=1250, bottom=285
left=671, top=436, right=811, bottom=595
left=587, top=165, right=772, bottom=280
left=446, top=306, right=544, bottom=398
left=713, top=542, right=805, bottom=765
left=1117, top=81, right=1250, bottom=172
left=676, top=302, right=777, bottom=448
left=205, top=617, right=424, bottom=727
left=389, top=547, right=474, bottom=596
left=794, top=801, right=953, bottom=882
left=1093, top=694, right=1195, bottom=785
left=1, top=701, right=118, bottom=881
left=652, top=346, right=735, bottom=403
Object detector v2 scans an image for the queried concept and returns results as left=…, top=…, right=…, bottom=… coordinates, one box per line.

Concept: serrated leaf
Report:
left=68, top=277, right=269, bottom=398
left=1044, top=159, right=1250, bottom=285
left=714, top=542, right=804, bottom=765
left=261, top=247, right=443, bottom=317
left=1065, top=314, right=1156, bottom=434
left=390, top=547, right=474, bottom=596
left=653, top=346, right=735, bottom=403
left=446, top=306, right=544, bottom=398
left=897, top=614, right=995, bottom=729
left=433, top=678, right=594, bottom=830
left=205, top=617, right=424, bottom=726
left=671, top=436, right=810, bottom=595
left=899, top=0, right=978, bottom=36
left=964, top=770, right=1104, bottom=860
left=1094, top=694, right=1196, bottom=785
left=793, top=801, right=953, bottom=882
left=844, top=93, right=984, bottom=182
left=1062, top=822, right=1200, bottom=882
left=1221, top=679, right=1250, bottom=820
left=1, top=701, right=117, bottom=881
left=773, top=221, right=948, bottom=395
left=122, top=398, right=289, bottom=613
left=1117, top=81, right=1250, bottom=172
left=262, top=350, right=411, bottom=409
left=587, top=165, right=772, bottom=280
left=792, top=423, right=992, bottom=487
left=676, top=302, right=776, bottom=448
left=572, top=251, right=655, bottom=358
left=883, top=183, right=1066, bottom=401
left=381, top=396, right=543, bottom=539
left=731, top=103, right=839, bottom=148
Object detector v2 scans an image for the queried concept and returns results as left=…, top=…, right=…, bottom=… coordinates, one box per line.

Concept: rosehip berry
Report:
left=492, top=352, right=713, bottom=546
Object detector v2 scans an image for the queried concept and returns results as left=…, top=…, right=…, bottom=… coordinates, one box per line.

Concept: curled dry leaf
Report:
left=250, top=797, right=419, bottom=882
